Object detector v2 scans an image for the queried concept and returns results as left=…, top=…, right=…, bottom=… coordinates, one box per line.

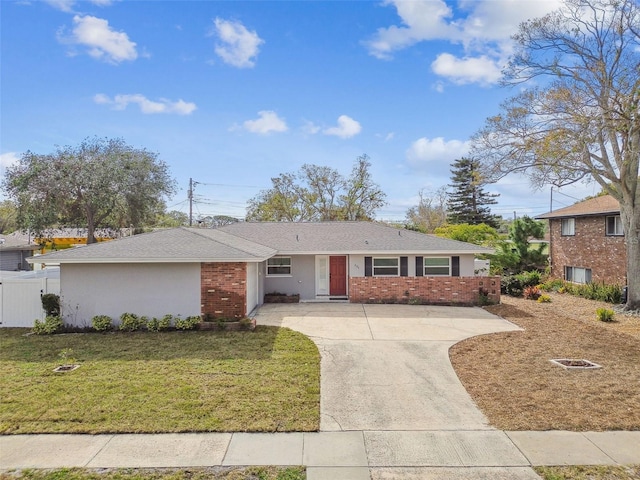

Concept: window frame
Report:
left=372, top=257, right=400, bottom=276
left=564, top=266, right=592, bottom=284
left=605, top=215, right=624, bottom=236
left=423, top=256, right=451, bottom=276
left=266, top=256, right=292, bottom=277
left=561, top=218, right=575, bottom=236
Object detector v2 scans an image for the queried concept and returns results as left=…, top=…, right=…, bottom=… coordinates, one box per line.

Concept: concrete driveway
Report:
left=254, top=303, right=522, bottom=432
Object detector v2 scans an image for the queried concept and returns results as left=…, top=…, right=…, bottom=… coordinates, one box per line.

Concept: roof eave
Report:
left=27, top=256, right=273, bottom=264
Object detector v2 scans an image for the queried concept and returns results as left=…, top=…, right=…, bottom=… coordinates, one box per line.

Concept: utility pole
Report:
left=188, top=178, right=193, bottom=226
left=550, top=186, right=553, bottom=213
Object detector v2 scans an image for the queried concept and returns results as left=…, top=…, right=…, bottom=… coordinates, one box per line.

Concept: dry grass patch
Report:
left=0, top=467, right=306, bottom=480
left=450, top=293, right=640, bottom=431
left=535, top=465, right=640, bottom=480
left=0, top=326, right=320, bottom=434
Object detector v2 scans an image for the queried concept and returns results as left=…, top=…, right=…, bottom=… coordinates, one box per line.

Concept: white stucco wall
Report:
left=263, top=255, right=316, bottom=300
left=60, top=263, right=201, bottom=327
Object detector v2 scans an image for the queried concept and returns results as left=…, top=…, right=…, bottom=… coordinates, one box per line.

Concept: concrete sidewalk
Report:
left=1, top=430, right=638, bottom=479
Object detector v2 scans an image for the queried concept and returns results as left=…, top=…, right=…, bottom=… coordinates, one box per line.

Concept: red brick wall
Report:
left=201, top=262, right=247, bottom=319
left=549, top=217, right=626, bottom=285
left=349, top=276, right=500, bottom=305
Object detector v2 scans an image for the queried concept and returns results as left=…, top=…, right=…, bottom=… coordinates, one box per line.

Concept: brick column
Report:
left=201, top=262, right=247, bottom=319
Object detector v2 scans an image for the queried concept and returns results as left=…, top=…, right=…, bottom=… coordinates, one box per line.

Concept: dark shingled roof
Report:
left=536, top=195, right=620, bottom=219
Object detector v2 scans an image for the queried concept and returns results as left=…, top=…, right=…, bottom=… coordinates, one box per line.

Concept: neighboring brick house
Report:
left=536, top=195, right=626, bottom=285
left=27, top=222, right=498, bottom=327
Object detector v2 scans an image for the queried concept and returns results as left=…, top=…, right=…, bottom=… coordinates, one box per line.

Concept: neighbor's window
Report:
left=373, top=257, right=399, bottom=276
left=561, top=218, right=575, bottom=236
left=267, top=257, right=292, bottom=276
left=424, top=257, right=450, bottom=276
left=565, top=266, right=592, bottom=284
left=606, top=215, right=624, bottom=236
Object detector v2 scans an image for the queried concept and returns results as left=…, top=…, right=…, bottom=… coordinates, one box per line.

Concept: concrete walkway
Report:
left=1, top=430, right=639, bottom=479
left=2, top=304, right=638, bottom=478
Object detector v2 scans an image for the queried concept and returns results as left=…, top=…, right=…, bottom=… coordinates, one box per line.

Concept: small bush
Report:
left=596, top=308, right=615, bottom=322
left=516, top=271, right=542, bottom=288
left=501, top=275, right=523, bottom=297
left=175, top=315, right=200, bottom=331
left=147, top=314, right=172, bottom=332
left=119, top=312, right=146, bottom=332
left=523, top=285, right=542, bottom=300
left=41, top=293, right=60, bottom=316
left=540, top=278, right=565, bottom=292
left=92, top=315, right=113, bottom=332
left=33, top=316, right=63, bottom=335
left=58, top=348, right=76, bottom=365
left=537, top=294, right=552, bottom=303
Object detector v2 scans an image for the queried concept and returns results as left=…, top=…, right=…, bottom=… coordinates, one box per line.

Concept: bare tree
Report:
left=405, top=187, right=449, bottom=233
left=472, top=0, right=640, bottom=308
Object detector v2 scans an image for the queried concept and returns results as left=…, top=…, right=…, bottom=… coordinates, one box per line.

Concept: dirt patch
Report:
left=450, top=293, right=640, bottom=431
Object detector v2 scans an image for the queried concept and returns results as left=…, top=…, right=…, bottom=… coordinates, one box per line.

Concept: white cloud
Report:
left=242, top=111, right=288, bottom=134
left=45, top=0, right=115, bottom=13
left=94, top=93, right=197, bottom=115
left=0, top=152, right=20, bottom=169
left=212, top=18, right=264, bottom=68
left=60, top=15, right=137, bottom=64
left=406, top=137, right=470, bottom=166
left=431, top=53, right=502, bottom=85
left=301, top=120, right=321, bottom=135
left=365, top=0, right=561, bottom=85
left=323, top=115, right=362, bottom=139
left=45, top=0, right=75, bottom=12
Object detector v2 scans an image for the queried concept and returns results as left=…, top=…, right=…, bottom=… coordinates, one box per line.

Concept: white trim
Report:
left=266, top=256, right=292, bottom=277
left=315, top=255, right=329, bottom=296
left=372, top=256, right=400, bottom=276
left=423, top=256, right=451, bottom=276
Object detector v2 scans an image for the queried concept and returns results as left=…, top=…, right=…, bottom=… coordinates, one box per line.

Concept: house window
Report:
left=373, top=257, right=399, bottom=276
left=565, top=266, right=592, bottom=284
left=561, top=218, right=575, bottom=236
left=424, top=257, right=451, bottom=276
left=606, top=215, right=624, bottom=236
left=267, top=257, right=291, bottom=276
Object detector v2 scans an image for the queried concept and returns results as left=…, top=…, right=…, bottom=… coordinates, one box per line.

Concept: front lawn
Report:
left=0, top=327, right=320, bottom=434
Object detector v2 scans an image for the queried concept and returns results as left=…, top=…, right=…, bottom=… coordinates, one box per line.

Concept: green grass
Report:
left=0, top=467, right=305, bottom=480
left=0, top=327, right=320, bottom=434
left=535, top=465, right=640, bottom=480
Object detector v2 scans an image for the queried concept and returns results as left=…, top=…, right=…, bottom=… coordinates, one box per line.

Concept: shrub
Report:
left=540, top=278, right=565, bottom=292
left=537, top=294, right=552, bottom=303
left=174, top=315, right=200, bottom=331
left=119, top=313, right=146, bottom=332
left=92, top=315, right=113, bottom=332
left=596, top=308, right=615, bottom=322
left=516, top=271, right=542, bottom=288
left=33, top=316, right=63, bottom=335
left=41, top=294, right=60, bottom=316
left=523, top=285, right=542, bottom=300
left=147, top=314, right=172, bottom=332
left=501, top=275, right=523, bottom=297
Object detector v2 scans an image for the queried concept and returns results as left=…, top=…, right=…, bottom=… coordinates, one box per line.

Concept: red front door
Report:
left=329, top=256, right=347, bottom=296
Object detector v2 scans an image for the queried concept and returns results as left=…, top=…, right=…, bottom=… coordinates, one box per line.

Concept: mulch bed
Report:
left=449, top=293, right=640, bottom=431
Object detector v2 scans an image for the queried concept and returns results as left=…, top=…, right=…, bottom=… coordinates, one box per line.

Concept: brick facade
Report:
left=349, top=276, right=500, bottom=306
left=549, top=217, right=626, bottom=285
left=201, top=262, right=247, bottom=319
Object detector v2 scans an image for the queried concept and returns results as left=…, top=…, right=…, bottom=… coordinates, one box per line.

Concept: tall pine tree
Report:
left=446, top=157, right=500, bottom=228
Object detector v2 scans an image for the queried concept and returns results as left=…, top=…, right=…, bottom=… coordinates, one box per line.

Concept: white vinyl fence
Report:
left=0, top=269, right=60, bottom=327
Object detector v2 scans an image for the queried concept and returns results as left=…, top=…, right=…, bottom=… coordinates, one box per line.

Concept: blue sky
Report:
left=0, top=0, right=602, bottom=223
